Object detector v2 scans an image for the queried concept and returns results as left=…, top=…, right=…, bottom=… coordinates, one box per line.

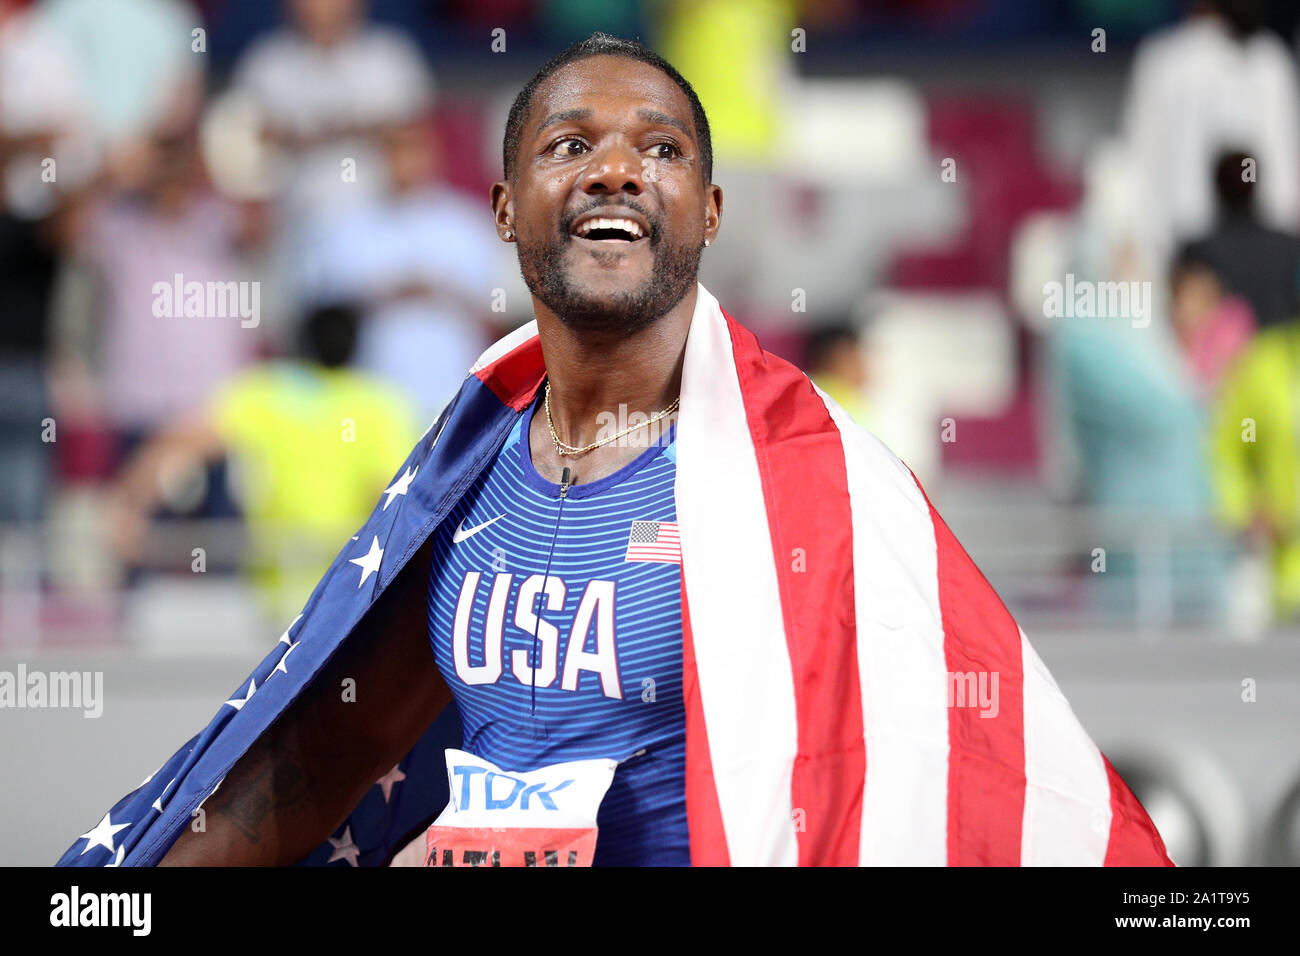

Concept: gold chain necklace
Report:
left=544, top=380, right=680, bottom=456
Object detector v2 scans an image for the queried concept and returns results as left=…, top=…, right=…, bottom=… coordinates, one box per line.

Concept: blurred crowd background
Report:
left=4, top=0, right=1300, bottom=866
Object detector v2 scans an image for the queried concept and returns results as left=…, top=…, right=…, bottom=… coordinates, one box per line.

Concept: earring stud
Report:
left=504, top=228, right=513, bottom=240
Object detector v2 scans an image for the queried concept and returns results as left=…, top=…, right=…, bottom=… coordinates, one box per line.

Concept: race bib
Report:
left=424, top=749, right=618, bottom=867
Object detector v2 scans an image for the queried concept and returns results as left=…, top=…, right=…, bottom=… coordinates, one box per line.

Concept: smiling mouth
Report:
left=569, top=217, right=650, bottom=246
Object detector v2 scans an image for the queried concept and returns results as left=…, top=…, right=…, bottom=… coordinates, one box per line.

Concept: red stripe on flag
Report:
left=681, top=571, right=731, bottom=866
left=1101, top=753, right=1175, bottom=866
left=723, top=310, right=865, bottom=866
left=916, top=478, right=1026, bottom=865
left=474, top=336, right=546, bottom=411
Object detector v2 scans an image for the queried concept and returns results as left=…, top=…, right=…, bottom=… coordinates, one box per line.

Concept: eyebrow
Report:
left=535, top=108, right=593, bottom=135
left=533, top=107, right=694, bottom=141
left=636, top=108, right=692, bottom=138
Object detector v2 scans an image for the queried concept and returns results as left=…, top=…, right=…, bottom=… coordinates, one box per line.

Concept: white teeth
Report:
left=575, top=217, right=643, bottom=239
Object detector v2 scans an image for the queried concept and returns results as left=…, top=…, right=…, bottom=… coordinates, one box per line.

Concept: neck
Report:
left=535, top=284, right=697, bottom=447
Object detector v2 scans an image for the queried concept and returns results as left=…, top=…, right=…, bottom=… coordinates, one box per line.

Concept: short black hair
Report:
left=1210, top=0, right=1263, bottom=40
left=1213, top=147, right=1255, bottom=215
left=501, top=32, right=713, bottom=186
left=804, top=321, right=861, bottom=374
left=300, top=302, right=361, bottom=369
left=1169, top=245, right=1204, bottom=277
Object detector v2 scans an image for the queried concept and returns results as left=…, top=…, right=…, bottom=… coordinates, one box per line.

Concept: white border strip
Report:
left=1018, top=626, right=1110, bottom=865
left=813, top=384, right=950, bottom=865
left=676, top=283, right=798, bottom=866
left=470, top=319, right=540, bottom=375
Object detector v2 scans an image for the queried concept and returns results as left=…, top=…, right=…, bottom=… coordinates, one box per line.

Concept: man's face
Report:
left=495, top=56, right=721, bottom=336
left=289, top=0, right=358, bottom=45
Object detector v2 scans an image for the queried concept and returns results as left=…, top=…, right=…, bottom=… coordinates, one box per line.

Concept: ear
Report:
left=703, top=182, right=722, bottom=246
left=490, top=180, right=515, bottom=240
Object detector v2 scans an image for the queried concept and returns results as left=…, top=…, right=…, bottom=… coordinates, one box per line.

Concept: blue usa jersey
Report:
left=426, top=387, right=687, bottom=866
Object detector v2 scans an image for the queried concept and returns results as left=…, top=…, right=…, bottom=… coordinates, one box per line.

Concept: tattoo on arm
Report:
left=213, top=746, right=316, bottom=844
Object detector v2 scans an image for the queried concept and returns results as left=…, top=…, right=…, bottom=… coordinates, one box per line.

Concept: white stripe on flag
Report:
left=813, top=384, right=950, bottom=866
left=677, top=283, right=799, bottom=866
left=1018, top=626, right=1111, bottom=865
left=469, top=318, right=539, bottom=374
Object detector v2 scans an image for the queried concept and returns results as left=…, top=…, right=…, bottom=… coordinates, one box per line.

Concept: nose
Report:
left=578, top=136, right=645, bottom=195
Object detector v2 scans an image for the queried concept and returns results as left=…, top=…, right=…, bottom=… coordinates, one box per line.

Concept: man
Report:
left=1121, top=0, right=1300, bottom=266
left=71, top=128, right=260, bottom=558
left=805, top=320, right=872, bottom=428
left=58, top=33, right=1171, bottom=867
left=1184, top=149, right=1300, bottom=331
left=1211, top=302, right=1300, bottom=620
left=291, top=118, right=506, bottom=422
left=231, top=0, right=434, bottom=223
left=105, top=303, right=418, bottom=628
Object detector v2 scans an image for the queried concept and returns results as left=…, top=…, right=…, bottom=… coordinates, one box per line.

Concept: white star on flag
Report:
left=327, top=825, right=361, bottom=866
left=224, top=678, right=256, bottom=711
left=349, top=535, right=384, bottom=587
left=272, top=641, right=299, bottom=677
left=104, top=845, right=125, bottom=867
left=382, top=465, right=418, bottom=510
left=78, top=811, right=129, bottom=856
left=421, top=412, right=450, bottom=445
left=152, top=778, right=176, bottom=813
left=278, top=613, right=303, bottom=646
left=375, top=764, right=406, bottom=802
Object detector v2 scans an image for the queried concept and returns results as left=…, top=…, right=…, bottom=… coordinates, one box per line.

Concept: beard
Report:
left=516, top=212, right=701, bottom=337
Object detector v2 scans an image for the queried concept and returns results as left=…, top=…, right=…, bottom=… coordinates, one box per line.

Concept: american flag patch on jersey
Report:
left=625, top=520, right=681, bottom=564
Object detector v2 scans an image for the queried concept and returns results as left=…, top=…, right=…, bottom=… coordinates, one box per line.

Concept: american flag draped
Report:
left=56, top=282, right=1173, bottom=867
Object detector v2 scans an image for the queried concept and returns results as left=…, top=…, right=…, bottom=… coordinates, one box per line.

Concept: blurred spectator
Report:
left=805, top=321, right=871, bottom=427
left=36, top=0, right=204, bottom=181
left=1184, top=149, right=1300, bottom=330
left=107, top=303, right=419, bottom=625
left=1122, top=0, right=1300, bottom=265
left=0, top=0, right=97, bottom=219
left=231, top=0, right=434, bottom=222
left=292, top=118, right=501, bottom=421
left=1211, top=314, right=1300, bottom=619
left=0, top=210, right=58, bottom=525
left=1050, top=243, right=1227, bottom=622
left=66, top=128, right=262, bottom=513
left=0, top=0, right=86, bottom=525
left=1052, top=293, right=1211, bottom=516
left=1168, top=249, right=1255, bottom=395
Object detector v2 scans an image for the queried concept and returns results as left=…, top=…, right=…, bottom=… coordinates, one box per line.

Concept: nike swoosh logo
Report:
left=453, top=514, right=506, bottom=543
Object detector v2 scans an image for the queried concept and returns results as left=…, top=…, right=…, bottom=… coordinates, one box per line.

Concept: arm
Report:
left=159, top=538, right=451, bottom=865
left=104, top=410, right=227, bottom=564
left=1209, top=348, right=1261, bottom=535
